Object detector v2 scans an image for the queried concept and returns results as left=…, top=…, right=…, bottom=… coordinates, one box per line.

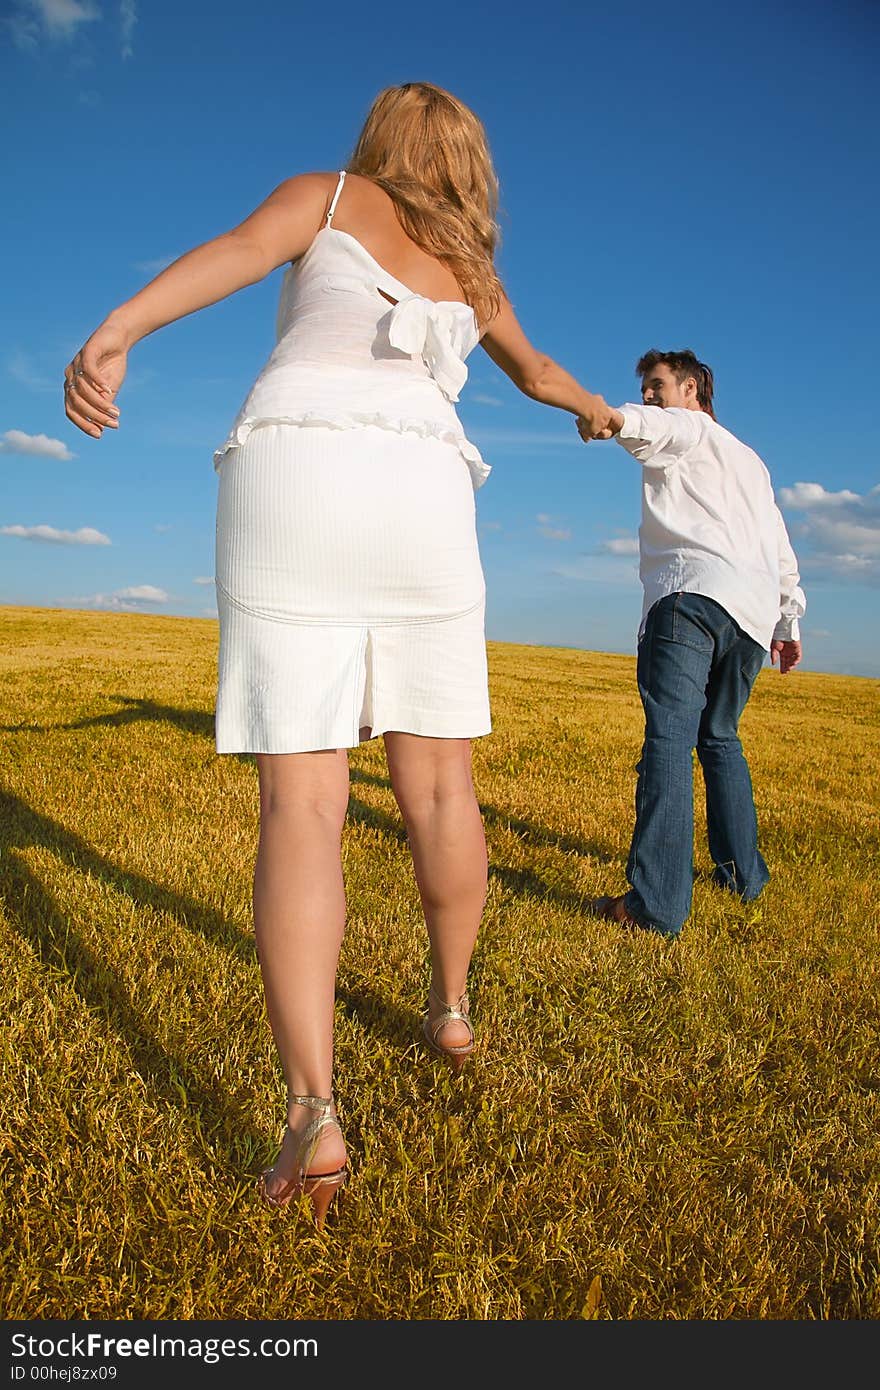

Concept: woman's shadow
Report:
left=0, top=782, right=264, bottom=1166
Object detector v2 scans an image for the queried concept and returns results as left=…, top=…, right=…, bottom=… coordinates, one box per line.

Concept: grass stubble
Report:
left=0, top=605, right=878, bottom=1320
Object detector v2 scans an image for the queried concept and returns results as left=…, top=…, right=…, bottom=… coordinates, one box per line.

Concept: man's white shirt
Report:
left=614, top=404, right=806, bottom=651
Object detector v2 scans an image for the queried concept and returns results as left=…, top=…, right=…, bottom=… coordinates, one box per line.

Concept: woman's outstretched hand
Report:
left=63, top=322, right=128, bottom=438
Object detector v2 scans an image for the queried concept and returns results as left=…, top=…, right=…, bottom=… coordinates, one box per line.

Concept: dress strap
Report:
left=325, top=170, right=347, bottom=226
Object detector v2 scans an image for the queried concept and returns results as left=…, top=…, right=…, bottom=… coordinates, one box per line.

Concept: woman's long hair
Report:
left=348, top=82, right=504, bottom=327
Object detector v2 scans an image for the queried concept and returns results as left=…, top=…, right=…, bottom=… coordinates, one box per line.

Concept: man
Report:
left=577, top=349, right=806, bottom=938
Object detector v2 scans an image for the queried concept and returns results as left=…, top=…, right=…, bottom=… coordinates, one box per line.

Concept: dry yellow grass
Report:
left=1, top=604, right=878, bottom=1319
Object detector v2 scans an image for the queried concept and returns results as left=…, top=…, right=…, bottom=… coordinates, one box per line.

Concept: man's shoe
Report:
left=589, top=893, right=649, bottom=931
left=589, top=893, right=680, bottom=939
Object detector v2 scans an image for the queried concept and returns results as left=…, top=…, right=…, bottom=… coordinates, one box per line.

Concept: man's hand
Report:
left=770, top=638, right=802, bottom=674
left=576, top=401, right=624, bottom=443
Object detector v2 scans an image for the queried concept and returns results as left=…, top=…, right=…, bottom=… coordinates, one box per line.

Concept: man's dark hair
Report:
left=636, top=348, right=715, bottom=418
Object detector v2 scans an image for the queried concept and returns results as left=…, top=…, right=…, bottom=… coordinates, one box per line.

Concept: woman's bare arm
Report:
left=63, top=173, right=334, bottom=437
left=479, top=293, right=612, bottom=433
left=105, top=173, right=332, bottom=348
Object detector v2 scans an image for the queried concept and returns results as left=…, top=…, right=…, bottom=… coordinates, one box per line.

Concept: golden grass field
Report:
left=1, top=603, right=878, bottom=1320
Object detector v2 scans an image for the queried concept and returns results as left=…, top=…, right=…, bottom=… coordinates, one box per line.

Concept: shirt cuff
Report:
left=772, top=617, right=801, bottom=642
left=615, top=406, right=643, bottom=441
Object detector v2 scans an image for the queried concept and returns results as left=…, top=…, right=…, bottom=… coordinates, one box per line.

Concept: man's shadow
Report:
left=337, top=768, right=617, bottom=1048
left=1, top=694, right=215, bottom=741
left=5, top=695, right=617, bottom=867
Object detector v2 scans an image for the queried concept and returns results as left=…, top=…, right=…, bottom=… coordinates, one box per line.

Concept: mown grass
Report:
left=1, top=604, right=878, bottom=1320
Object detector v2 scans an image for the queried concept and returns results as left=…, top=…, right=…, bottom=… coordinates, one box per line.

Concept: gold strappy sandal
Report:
left=422, top=985, right=475, bottom=1075
left=259, top=1094, right=347, bottom=1229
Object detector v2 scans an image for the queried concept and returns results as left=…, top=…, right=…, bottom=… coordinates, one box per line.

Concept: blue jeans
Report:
left=624, top=592, right=770, bottom=936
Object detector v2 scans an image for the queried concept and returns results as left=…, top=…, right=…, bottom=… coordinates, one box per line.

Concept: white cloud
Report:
left=1, top=524, right=110, bottom=545
left=779, top=481, right=880, bottom=584
left=479, top=520, right=503, bottom=532
left=116, top=585, right=168, bottom=601
left=471, top=393, right=504, bottom=408
left=0, top=429, right=74, bottom=460
left=600, top=536, right=640, bottom=556
left=8, top=0, right=100, bottom=47
left=193, top=576, right=214, bottom=585
left=76, top=584, right=169, bottom=610
left=120, top=0, right=135, bottom=57
left=777, top=482, right=862, bottom=510
left=154, top=523, right=173, bottom=533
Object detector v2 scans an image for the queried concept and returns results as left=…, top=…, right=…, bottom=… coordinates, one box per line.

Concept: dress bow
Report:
left=387, top=295, right=478, bottom=403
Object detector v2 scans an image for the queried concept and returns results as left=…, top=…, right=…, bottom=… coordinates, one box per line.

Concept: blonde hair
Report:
left=348, top=82, right=504, bottom=327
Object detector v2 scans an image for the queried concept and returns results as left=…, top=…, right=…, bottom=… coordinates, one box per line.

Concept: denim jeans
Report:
left=624, top=591, right=770, bottom=936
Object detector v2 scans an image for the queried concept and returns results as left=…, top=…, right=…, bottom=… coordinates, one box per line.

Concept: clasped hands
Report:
left=575, top=395, right=621, bottom=444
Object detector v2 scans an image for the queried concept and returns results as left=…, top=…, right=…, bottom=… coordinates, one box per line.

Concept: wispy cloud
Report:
left=1, top=523, right=110, bottom=545
left=7, top=350, right=58, bottom=394
left=468, top=427, right=581, bottom=451
left=562, top=534, right=640, bottom=572
left=7, top=0, right=100, bottom=49
left=553, top=555, right=640, bottom=587
left=133, top=254, right=176, bottom=275
left=120, top=366, right=158, bottom=394
left=75, top=584, right=169, bottom=610
left=536, top=513, right=571, bottom=542
left=193, top=575, right=214, bottom=585
left=599, top=535, right=640, bottom=556
left=479, top=520, right=503, bottom=533
left=154, top=523, right=174, bottom=533
left=120, top=0, right=136, bottom=57
left=779, top=481, right=880, bottom=584
left=471, top=393, right=504, bottom=408
left=0, top=429, right=74, bottom=460
left=8, top=2, right=136, bottom=58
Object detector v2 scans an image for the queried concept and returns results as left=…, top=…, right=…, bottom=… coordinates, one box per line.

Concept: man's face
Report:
left=640, top=362, right=691, bottom=408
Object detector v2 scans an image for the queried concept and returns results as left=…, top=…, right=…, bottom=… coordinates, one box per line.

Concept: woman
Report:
left=64, top=81, right=612, bottom=1229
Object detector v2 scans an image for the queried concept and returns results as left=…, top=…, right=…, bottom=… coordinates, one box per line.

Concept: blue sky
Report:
left=2, top=0, right=879, bottom=677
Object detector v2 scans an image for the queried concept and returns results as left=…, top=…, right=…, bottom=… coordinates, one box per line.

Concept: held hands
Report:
left=63, top=322, right=129, bottom=438
left=770, top=639, right=802, bottom=674
left=575, top=396, right=622, bottom=443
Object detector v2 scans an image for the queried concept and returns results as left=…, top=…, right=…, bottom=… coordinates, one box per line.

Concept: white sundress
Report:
left=212, top=170, right=492, bottom=754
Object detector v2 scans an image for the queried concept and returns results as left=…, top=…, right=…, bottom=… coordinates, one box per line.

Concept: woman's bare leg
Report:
left=384, top=733, right=487, bottom=1048
left=254, top=749, right=349, bottom=1190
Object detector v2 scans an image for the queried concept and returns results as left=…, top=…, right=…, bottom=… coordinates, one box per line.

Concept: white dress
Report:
left=212, top=171, right=492, bottom=754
